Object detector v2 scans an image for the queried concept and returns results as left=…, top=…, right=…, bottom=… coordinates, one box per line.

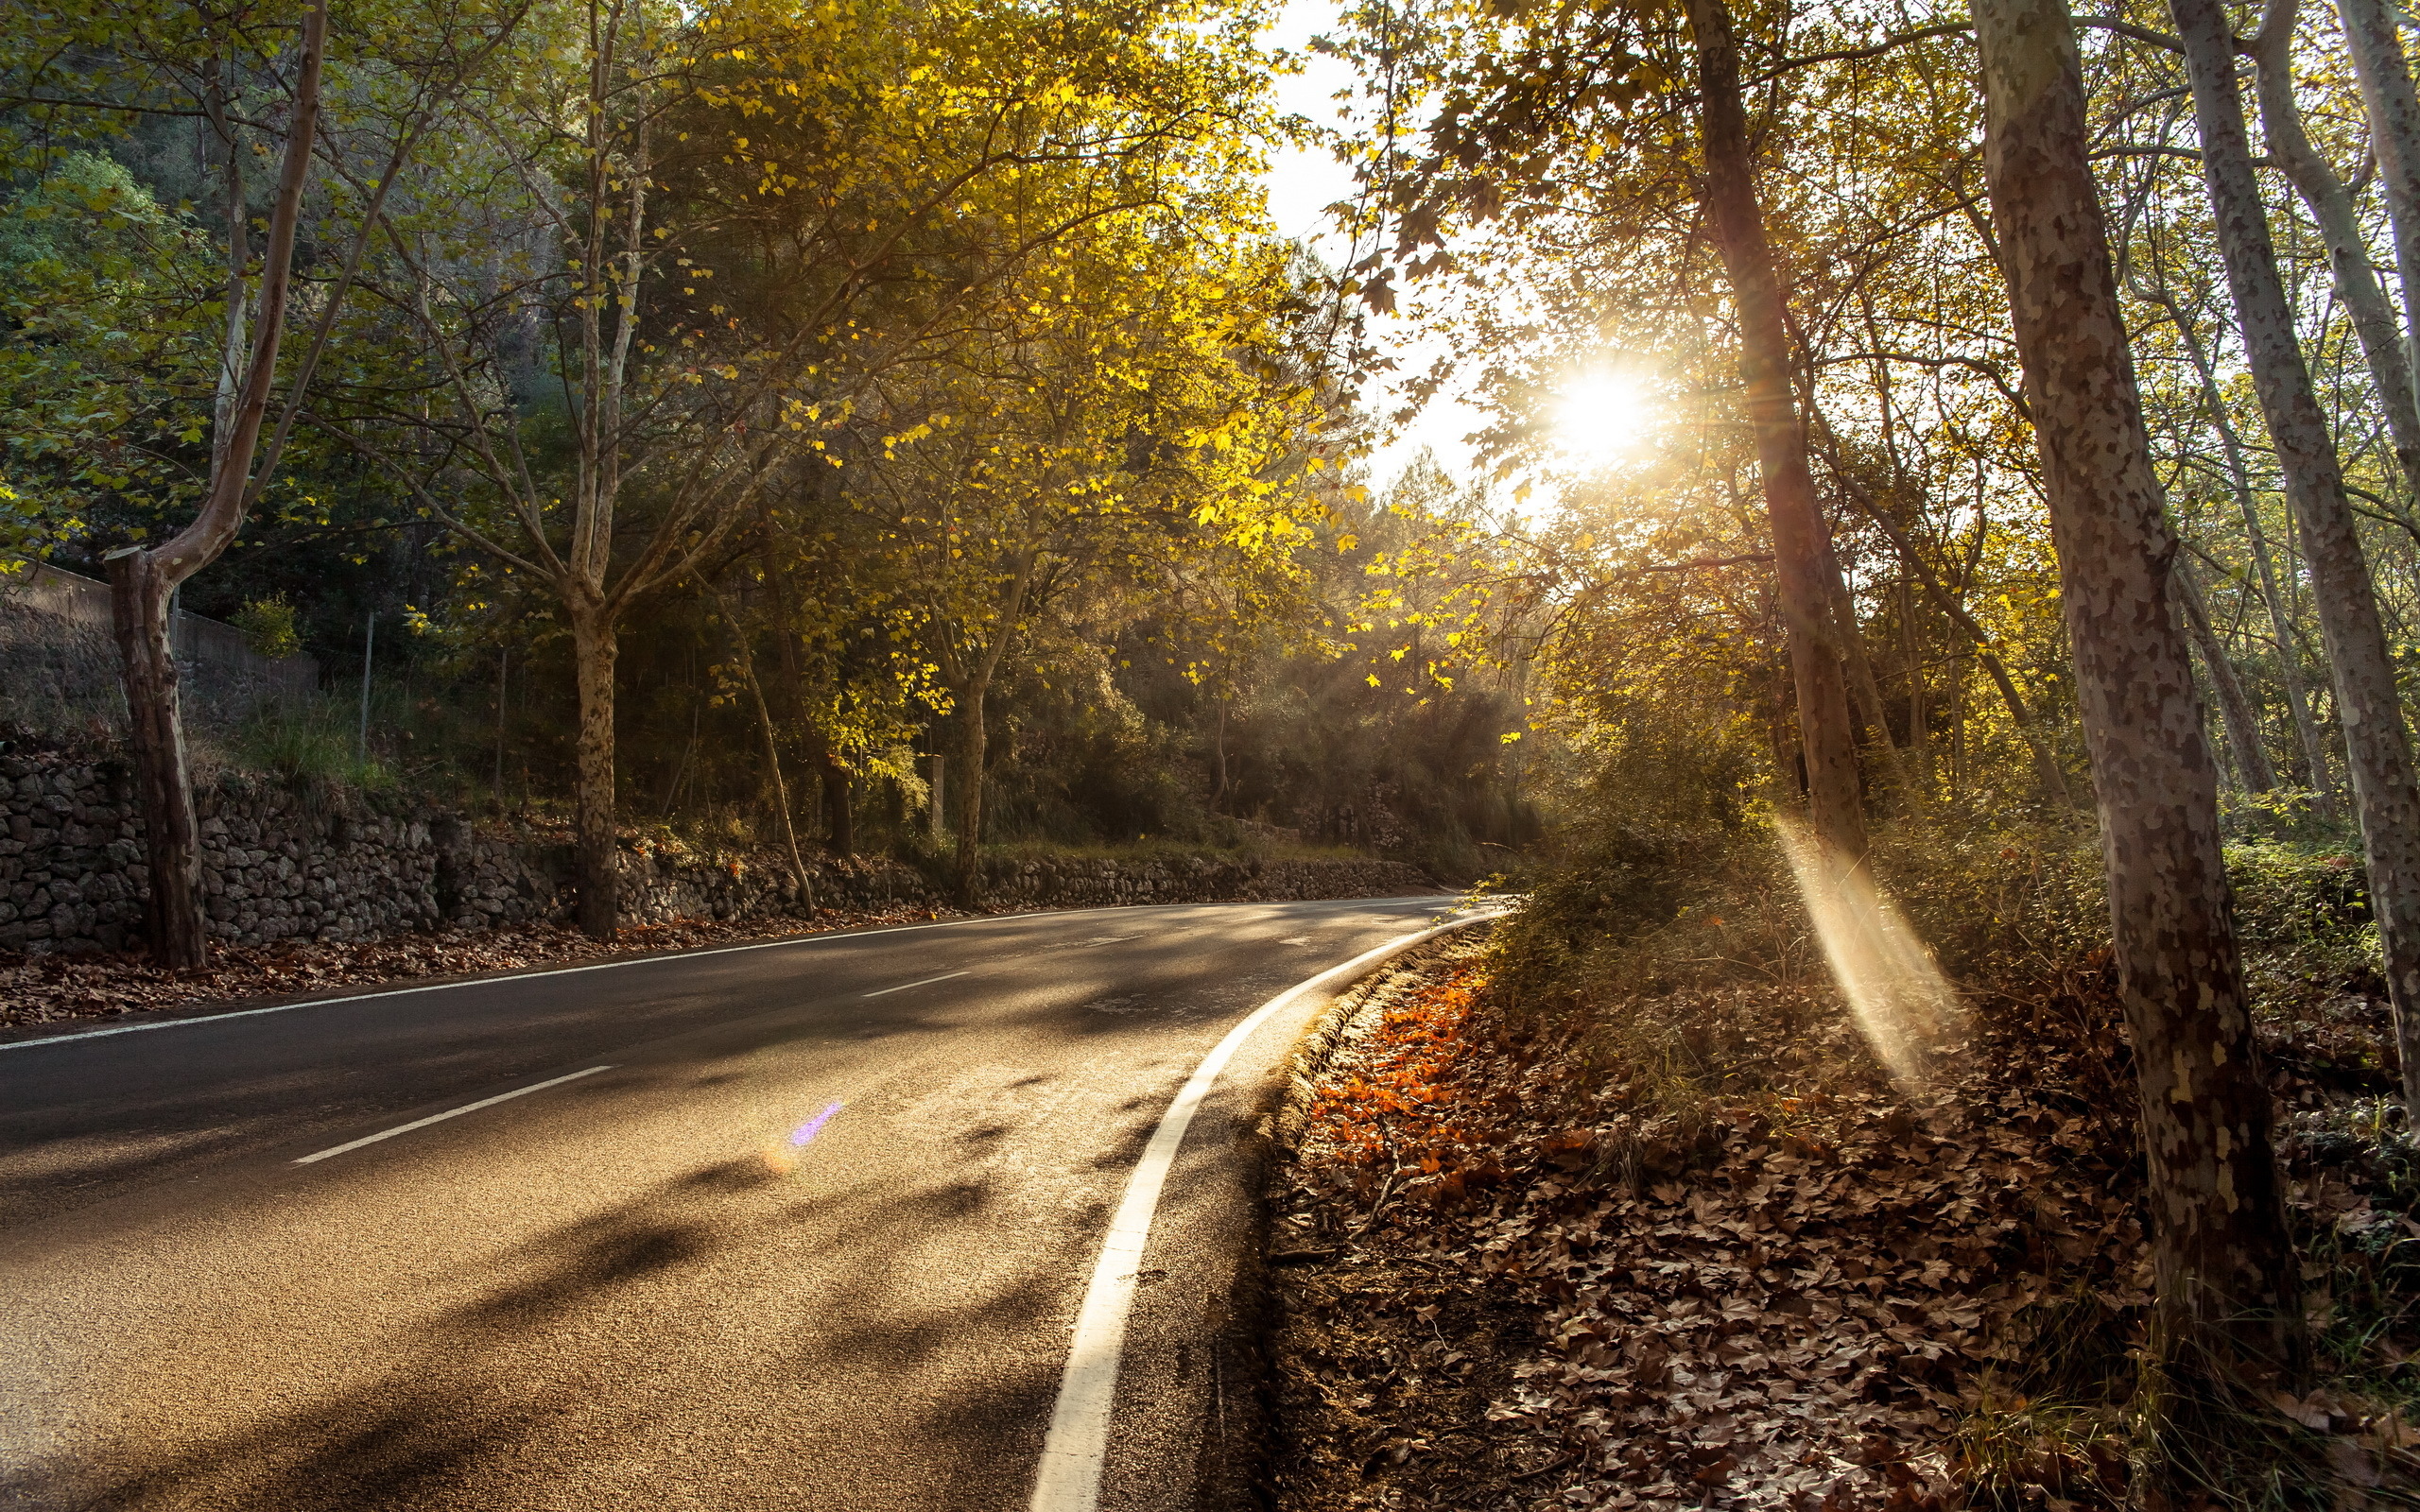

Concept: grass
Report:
left=229, top=703, right=395, bottom=797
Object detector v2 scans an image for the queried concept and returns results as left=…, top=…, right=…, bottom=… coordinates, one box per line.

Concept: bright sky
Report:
left=1254, top=0, right=1490, bottom=493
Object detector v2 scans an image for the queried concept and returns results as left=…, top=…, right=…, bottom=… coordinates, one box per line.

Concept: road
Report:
left=0, top=894, right=1466, bottom=1512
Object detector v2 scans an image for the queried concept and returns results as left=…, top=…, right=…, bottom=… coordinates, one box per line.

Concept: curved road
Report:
left=0, top=895, right=1464, bottom=1512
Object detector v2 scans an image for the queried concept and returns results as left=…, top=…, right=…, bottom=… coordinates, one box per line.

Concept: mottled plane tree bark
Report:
left=2174, top=564, right=2279, bottom=793
left=2333, top=0, right=2420, bottom=411
left=1971, top=0, right=2301, bottom=1403
left=2251, top=0, right=2420, bottom=501
left=2135, top=280, right=2340, bottom=813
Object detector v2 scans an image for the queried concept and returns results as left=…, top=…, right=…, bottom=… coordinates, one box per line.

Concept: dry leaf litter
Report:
left=1266, top=941, right=2420, bottom=1510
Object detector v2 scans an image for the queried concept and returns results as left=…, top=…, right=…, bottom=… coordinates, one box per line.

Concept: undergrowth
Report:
left=1469, top=794, right=2420, bottom=1508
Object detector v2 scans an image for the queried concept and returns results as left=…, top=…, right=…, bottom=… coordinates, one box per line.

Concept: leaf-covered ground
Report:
left=1265, top=944, right=2420, bottom=1509
left=0, top=905, right=966, bottom=1033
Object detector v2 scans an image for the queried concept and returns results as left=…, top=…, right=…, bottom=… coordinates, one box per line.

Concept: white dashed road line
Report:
left=292, top=1065, right=615, bottom=1165
left=861, top=971, right=972, bottom=998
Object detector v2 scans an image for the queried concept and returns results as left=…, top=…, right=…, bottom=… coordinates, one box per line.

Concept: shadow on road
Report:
left=6, top=1148, right=1072, bottom=1511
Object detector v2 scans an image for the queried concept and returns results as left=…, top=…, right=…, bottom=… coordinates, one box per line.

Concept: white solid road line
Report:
left=0, top=898, right=1451, bottom=1057
left=0, top=903, right=1203, bottom=1055
left=1025, top=909, right=1498, bottom=1512
left=292, top=1065, right=615, bottom=1165
left=861, top=970, right=972, bottom=998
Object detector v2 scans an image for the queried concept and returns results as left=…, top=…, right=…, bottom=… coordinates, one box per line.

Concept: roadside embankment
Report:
left=1260, top=902, right=2420, bottom=1510
left=0, top=744, right=1442, bottom=1032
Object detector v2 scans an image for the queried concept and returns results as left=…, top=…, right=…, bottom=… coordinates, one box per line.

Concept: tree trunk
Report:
left=107, top=553, right=209, bottom=968
left=708, top=580, right=809, bottom=901
left=1212, top=694, right=1231, bottom=810
left=2175, top=563, right=2280, bottom=793
left=952, top=680, right=988, bottom=902
left=2154, top=293, right=2341, bottom=814
left=1832, top=570, right=1910, bottom=790
left=108, top=2, right=325, bottom=970
left=1973, top=0, right=2301, bottom=1400
left=2175, top=0, right=2420, bottom=1114
left=1685, top=0, right=1869, bottom=866
left=749, top=511, right=852, bottom=860
left=570, top=601, right=621, bottom=938
left=821, top=753, right=855, bottom=857
left=2334, top=0, right=2420, bottom=415
left=1899, top=582, right=1930, bottom=782
left=2253, top=0, right=2420, bottom=501
left=1845, top=482, right=2078, bottom=807
left=1768, top=649, right=1804, bottom=796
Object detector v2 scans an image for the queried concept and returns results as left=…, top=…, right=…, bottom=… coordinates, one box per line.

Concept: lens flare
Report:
left=762, top=1100, right=845, bottom=1174
left=790, top=1102, right=844, bottom=1146
left=1772, top=817, right=1967, bottom=1091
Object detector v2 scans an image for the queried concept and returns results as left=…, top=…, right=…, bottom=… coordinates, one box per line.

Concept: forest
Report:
left=0, top=0, right=1541, bottom=947
left=9, top=0, right=2420, bottom=1499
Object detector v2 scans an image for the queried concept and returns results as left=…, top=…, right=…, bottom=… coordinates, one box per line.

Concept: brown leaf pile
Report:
left=1269, top=953, right=2420, bottom=1510
left=0, top=905, right=968, bottom=1033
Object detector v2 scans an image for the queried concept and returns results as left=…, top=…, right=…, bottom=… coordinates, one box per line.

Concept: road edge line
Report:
left=1025, top=907, right=1503, bottom=1512
left=0, top=899, right=1375, bottom=1055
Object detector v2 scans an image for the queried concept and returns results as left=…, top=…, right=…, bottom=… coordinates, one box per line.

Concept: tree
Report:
left=102, top=1, right=329, bottom=969
left=2249, top=0, right=2420, bottom=507
left=0, top=0, right=527, bottom=964
left=2332, top=0, right=2420, bottom=415
left=331, top=0, right=796, bottom=936
left=1681, top=0, right=1870, bottom=868
left=853, top=229, right=1327, bottom=898
left=2170, top=0, right=2420, bottom=1115
left=1969, top=0, right=2299, bottom=1418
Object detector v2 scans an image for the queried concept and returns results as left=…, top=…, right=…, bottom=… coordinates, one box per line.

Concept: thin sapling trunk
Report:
left=2174, top=0, right=2420, bottom=1115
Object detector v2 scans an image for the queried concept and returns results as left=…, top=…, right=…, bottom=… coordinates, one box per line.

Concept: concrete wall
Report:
left=0, top=748, right=1439, bottom=955
left=0, top=564, right=320, bottom=738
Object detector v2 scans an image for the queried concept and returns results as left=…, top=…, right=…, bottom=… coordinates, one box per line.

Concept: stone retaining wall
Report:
left=0, top=749, right=1439, bottom=955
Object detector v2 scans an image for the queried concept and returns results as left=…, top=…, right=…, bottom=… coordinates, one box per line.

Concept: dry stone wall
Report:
left=980, top=854, right=1436, bottom=909
left=0, top=748, right=1439, bottom=956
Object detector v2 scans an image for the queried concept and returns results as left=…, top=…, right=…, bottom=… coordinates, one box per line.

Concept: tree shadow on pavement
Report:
left=7, top=1156, right=1085, bottom=1512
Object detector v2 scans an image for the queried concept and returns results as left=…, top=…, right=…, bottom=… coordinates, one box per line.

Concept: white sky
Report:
left=1254, top=0, right=1490, bottom=494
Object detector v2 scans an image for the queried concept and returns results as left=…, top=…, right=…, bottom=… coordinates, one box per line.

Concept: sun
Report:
left=1550, top=370, right=1659, bottom=470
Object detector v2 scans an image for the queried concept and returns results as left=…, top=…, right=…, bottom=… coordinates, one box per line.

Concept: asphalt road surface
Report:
left=0, top=894, right=1467, bottom=1512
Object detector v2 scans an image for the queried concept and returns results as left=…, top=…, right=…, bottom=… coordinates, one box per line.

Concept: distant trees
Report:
left=849, top=229, right=1327, bottom=896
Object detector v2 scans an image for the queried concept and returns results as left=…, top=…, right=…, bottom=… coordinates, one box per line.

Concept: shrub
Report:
left=231, top=595, right=302, bottom=661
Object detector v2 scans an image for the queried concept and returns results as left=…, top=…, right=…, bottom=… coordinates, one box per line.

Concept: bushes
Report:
left=230, top=596, right=303, bottom=662
left=2227, top=838, right=2383, bottom=1017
